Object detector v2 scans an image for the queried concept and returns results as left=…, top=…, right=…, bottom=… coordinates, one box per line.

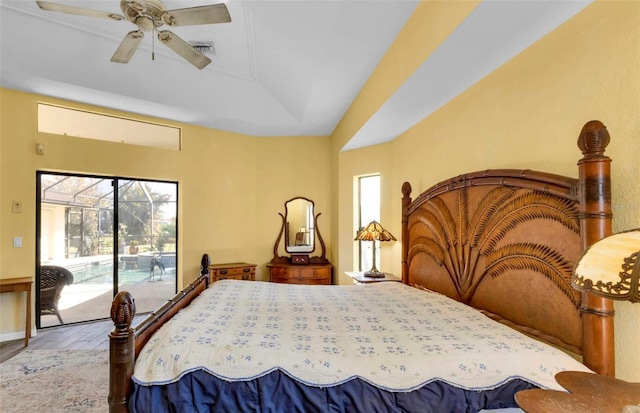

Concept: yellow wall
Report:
left=333, top=0, right=639, bottom=381
left=0, top=89, right=332, bottom=340
left=329, top=1, right=480, bottom=259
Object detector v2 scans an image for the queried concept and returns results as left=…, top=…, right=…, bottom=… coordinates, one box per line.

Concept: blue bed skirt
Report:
left=130, top=369, right=536, bottom=412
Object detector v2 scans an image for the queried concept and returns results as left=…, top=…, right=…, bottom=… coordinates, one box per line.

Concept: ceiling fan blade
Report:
left=36, top=1, right=125, bottom=21
left=111, top=31, right=144, bottom=64
left=163, top=4, right=231, bottom=27
left=157, top=30, right=212, bottom=69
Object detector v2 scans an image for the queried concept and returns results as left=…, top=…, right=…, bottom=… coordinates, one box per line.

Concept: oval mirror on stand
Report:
left=271, top=197, right=328, bottom=265
left=285, top=197, right=315, bottom=254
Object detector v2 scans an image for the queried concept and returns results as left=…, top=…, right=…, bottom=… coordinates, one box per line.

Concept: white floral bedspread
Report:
left=133, top=280, right=591, bottom=391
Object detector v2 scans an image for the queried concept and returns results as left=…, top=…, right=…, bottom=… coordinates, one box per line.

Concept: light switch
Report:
left=13, top=237, right=22, bottom=248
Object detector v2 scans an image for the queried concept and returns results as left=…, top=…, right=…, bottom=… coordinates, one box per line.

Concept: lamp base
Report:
left=364, top=270, right=385, bottom=278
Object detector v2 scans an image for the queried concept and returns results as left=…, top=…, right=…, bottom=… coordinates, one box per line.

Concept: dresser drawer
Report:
left=270, top=266, right=330, bottom=279
left=216, top=272, right=254, bottom=281
left=269, top=266, right=289, bottom=279
left=271, top=276, right=331, bottom=285
left=294, top=267, right=331, bottom=279
left=217, top=267, right=254, bottom=277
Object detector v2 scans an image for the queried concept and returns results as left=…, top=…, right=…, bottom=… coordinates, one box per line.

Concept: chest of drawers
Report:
left=209, top=262, right=256, bottom=284
left=267, top=263, right=332, bottom=285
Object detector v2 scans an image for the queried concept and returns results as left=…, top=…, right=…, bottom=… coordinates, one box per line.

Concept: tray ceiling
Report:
left=0, top=0, right=591, bottom=150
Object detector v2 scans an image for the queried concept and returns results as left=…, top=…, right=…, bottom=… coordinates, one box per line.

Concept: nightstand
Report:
left=515, top=371, right=640, bottom=413
left=346, top=271, right=401, bottom=284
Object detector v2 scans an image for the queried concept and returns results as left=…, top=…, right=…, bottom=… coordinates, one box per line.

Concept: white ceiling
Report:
left=0, top=0, right=592, bottom=151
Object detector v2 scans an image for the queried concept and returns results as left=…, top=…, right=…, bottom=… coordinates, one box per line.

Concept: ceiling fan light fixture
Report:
left=135, top=15, right=154, bottom=31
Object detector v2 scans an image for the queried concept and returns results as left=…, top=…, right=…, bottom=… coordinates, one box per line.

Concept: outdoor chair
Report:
left=40, top=265, right=74, bottom=324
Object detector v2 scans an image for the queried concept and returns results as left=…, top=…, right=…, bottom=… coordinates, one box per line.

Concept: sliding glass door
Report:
left=37, top=172, right=177, bottom=328
left=116, top=179, right=177, bottom=316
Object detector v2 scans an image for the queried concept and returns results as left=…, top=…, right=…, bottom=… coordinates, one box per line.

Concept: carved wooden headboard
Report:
left=400, top=121, right=614, bottom=376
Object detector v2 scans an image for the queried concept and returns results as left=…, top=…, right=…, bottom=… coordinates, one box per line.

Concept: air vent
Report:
left=189, top=41, right=215, bottom=55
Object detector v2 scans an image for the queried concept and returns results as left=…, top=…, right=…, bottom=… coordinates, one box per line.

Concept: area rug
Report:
left=0, top=349, right=108, bottom=412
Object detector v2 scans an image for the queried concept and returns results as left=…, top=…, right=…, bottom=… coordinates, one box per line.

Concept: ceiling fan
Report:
left=36, top=0, right=231, bottom=69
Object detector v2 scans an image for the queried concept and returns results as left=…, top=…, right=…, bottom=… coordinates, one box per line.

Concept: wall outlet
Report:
left=13, top=237, right=22, bottom=248
left=12, top=200, right=22, bottom=213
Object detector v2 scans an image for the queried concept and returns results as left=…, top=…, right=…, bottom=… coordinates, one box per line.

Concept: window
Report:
left=38, top=103, right=181, bottom=150
left=356, top=174, right=380, bottom=271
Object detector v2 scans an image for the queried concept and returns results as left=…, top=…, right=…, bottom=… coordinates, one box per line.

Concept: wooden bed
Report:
left=108, top=120, right=614, bottom=412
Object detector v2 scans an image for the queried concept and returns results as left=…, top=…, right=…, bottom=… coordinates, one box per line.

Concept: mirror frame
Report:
left=271, top=196, right=329, bottom=265
left=284, top=197, right=315, bottom=254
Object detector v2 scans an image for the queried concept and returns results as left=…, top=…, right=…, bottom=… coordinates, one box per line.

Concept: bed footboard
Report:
left=108, top=274, right=209, bottom=413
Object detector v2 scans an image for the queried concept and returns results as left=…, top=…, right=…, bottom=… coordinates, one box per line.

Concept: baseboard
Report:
left=0, top=328, right=37, bottom=343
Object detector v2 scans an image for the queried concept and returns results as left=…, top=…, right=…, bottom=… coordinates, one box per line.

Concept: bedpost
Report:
left=401, top=182, right=412, bottom=284
left=577, top=120, right=615, bottom=377
left=109, top=291, right=136, bottom=413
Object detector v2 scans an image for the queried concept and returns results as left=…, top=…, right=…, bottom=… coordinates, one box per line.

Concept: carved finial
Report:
left=201, top=253, right=210, bottom=276
left=402, top=182, right=412, bottom=197
left=577, top=120, right=610, bottom=158
left=111, top=291, right=136, bottom=328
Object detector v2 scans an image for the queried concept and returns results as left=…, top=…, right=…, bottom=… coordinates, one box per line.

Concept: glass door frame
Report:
left=36, top=171, right=178, bottom=328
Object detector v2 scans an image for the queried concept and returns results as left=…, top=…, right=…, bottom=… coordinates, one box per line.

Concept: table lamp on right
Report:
left=515, top=228, right=640, bottom=412
left=354, top=220, right=396, bottom=278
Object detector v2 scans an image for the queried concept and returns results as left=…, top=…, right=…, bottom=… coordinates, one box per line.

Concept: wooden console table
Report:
left=209, top=262, right=256, bottom=284
left=0, top=277, right=33, bottom=346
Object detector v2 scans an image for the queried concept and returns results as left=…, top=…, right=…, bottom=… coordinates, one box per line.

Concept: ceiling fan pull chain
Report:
left=152, top=30, right=155, bottom=61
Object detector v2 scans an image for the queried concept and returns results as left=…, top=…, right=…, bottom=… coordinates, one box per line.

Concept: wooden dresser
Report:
left=209, top=262, right=256, bottom=284
left=267, top=263, right=332, bottom=285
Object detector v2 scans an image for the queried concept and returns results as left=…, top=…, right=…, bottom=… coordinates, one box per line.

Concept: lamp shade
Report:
left=572, top=228, right=640, bottom=303
left=354, top=220, right=397, bottom=242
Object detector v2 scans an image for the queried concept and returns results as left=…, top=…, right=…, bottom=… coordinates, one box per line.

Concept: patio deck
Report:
left=39, top=256, right=177, bottom=328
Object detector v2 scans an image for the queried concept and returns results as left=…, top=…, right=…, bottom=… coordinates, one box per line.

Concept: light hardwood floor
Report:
left=0, top=319, right=113, bottom=363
